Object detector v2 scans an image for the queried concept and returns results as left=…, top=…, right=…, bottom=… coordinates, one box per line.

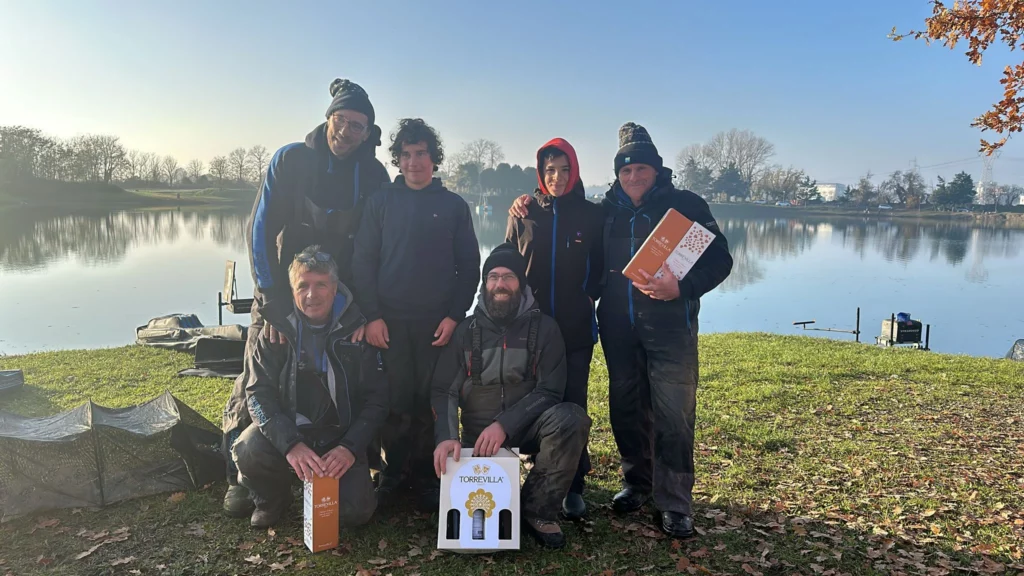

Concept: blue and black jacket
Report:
left=506, top=183, right=604, bottom=352
left=598, top=168, right=732, bottom=335
left=245, top=123, right=390, bottom=314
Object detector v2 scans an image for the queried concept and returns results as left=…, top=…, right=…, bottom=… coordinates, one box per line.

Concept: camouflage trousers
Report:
left=465, top=403, right=590, bottom=523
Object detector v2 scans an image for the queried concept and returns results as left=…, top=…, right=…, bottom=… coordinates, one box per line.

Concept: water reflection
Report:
left=0, top=208, right=248, bottom=272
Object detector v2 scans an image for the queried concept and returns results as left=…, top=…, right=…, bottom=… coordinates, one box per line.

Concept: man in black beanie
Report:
left=431, top=243, right=590, bottom=548
left=222, top=78, right=391, bottom=519
left=599, top=122, right=733, bottom=538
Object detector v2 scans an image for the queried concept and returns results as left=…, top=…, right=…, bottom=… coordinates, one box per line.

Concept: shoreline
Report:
left=710, top=202, right=1024, bottom=227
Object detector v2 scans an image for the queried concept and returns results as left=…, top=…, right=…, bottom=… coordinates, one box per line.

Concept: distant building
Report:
left=815, top=183, right=847, bottom=202
left=1018, top=193, right=1024, bottom=206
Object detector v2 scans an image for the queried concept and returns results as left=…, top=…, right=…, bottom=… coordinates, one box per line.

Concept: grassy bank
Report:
left=0, top=335, right=1022, bottom=575
left=711, top=203, right=1024, bottom=228
left=0, top=178, right=254, bottom=209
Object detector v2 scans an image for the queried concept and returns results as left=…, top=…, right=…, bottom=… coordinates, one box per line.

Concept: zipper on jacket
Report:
left=685, top=301, right=692, bottom=332
left=550, top=200, right=558, bottom=317
left=499, top=332, right=507, bottom=410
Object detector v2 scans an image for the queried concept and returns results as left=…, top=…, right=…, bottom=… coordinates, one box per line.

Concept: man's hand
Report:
left=508, top=194, right=532, bottom=218
left=349, top=324, right=366, bottom=343
left=264, top=323, right=288, bottom=345
left=432, top=317, right=458, bottom=347
left=286, top=442, right=325, bottom=482
left=365, top=319, right=389, bottom=349
left=433, top=439, right=462, bottom=478
left=632, top=264, right=681, bottom=301
left=321, top=445, right=356, bottom=479
left=473, top=421, right=506, bottom=457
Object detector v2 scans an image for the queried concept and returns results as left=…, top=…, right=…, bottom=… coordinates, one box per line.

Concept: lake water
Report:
left=1, top=205, right=1021, bottom=358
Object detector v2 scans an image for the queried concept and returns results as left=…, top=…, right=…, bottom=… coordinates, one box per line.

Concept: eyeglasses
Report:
left=296, top=251, right=332, bottom=264
left=485, top=273, right=518, bottom=284
left=330, top=114, right=367, bottom=136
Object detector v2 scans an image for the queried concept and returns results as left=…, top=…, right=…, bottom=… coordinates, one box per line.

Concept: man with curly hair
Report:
left=352, top=118, right=480, bottom=510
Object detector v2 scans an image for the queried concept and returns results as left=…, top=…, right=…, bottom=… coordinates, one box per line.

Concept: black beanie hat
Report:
left=614, top=122, right=663, bottom=176
left=482, top=243, right=527, bottom=289
left=325, top=78, right=375, bottom=127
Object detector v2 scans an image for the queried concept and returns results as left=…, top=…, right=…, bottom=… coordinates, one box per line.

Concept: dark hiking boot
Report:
left=612, top=486, right=650, bottom=514
left=415, top=484, right=440, bottom=514
left=657, top=511, right=694, bottom=539
left=223, top=484, right=254, bottom=518
left=561, top=492, right=587, bottom=520
left=524, top=517, right=566, bottom=549
left=250, top=497, right=291, bottom=529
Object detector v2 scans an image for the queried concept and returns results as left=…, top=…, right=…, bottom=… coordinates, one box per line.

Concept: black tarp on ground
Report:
left=177, top=337, right=246, bottom=379
left=136, top=314, right=245, bottom=353
left=0, top=392, right=223, bottom=521
left=1008, top=339, right=1024, bottom=361
left=0, top=370, right=23, bottom=393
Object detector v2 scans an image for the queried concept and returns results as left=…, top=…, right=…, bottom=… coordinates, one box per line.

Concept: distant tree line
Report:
left=0, top=125, right=270, bottom=190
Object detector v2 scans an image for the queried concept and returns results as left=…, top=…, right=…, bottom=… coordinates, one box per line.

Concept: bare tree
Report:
left=460, top=139, right=504, bottom=170
left=145, top=153, right=162, bottom=183
left=228, top=147, right=249, bottom=184
left=704, top=129, right=775, bottom=186
left=675, top=143, right=714, bottom=173
left=209, top=155, right=228, bottom=184
left=247, top=145, right=269, bottom=183
left=90, top=135, right=126, bottom=184
left=754, top=165, right=805, bottom=201
left=162, top=155, right=180, bottom=187
left=187, top=159, right=204, bottom=184
left=117, top=149, right=144, bottom=182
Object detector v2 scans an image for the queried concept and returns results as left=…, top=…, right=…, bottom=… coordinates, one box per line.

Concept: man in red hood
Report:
left=505, top=138, right=604, bottom=519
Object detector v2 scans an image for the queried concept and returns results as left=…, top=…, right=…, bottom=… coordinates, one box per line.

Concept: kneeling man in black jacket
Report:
left=431, top=244, right=591, bottom=549
left=231, top=246, right=388, bottom=529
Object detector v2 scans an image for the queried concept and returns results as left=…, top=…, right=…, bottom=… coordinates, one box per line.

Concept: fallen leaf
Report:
left=378, top=538, right=388, bottom=551
left=270, top=557, right=294, bottom=571
left=185, top=522, right=206, bottom=537
left=677, top=555, right=691, bottom=571
left=429, top=550, right=443, bottom=561
left=809, top=564, right=825, bottom=574
left=36, top=556, right=53, bottom=566
left=244, top=554, right=263, bottom=565
left=129, top=571, right=141, bottom=575
left=408, top=546, right=422, bottom=557
left=167, top=492, right=186, bottom=503
left=286, top=536, right=304, bottom=547
left=267, top=527, right=277, bottom=539
left=741, top=563, right=763, bottom=576
left=31, top=519, right=60, bottom=533
left=111, top=556, right=135, bottom=566
left=238, top=542, right=255, bottom=551
left=75, top=544, right=104, bottom=560
left=368, top=557, right=388, bottom=565
left=690, top=547, right=710, bottom=558
left=296, top=560, right=313, bottom=569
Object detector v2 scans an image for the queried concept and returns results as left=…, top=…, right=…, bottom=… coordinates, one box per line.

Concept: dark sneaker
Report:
left=250, top=497, right=291, bottom=529
left=524, top=517, right=566, bottom=549
left=223, top=484, right=254, bottom=518
left=561, top=492, right=586, bottom=520
left=611, top=486, right=650, bottom=514
left=657, top=511, right=694, bottom=539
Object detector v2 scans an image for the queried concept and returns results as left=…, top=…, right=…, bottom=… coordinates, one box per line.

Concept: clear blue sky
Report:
left=3, top=0, right=1023, bottom=188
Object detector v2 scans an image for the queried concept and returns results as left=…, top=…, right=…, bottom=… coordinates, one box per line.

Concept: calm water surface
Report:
left=1, top=205, right=1021, bottom=357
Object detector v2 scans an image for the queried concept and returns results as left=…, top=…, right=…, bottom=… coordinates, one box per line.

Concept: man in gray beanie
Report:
left=598, top=122, right=733, bottom=538
left=222, top=78, right=391, bottom=519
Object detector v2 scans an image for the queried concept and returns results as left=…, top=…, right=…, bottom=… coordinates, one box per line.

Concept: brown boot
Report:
left=523, top=517, right=566, bottom=549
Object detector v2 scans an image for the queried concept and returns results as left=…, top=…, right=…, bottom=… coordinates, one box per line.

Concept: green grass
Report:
left=1, top=334, right=1022, bottom=575
left=130, top=187, right=256, bottom=205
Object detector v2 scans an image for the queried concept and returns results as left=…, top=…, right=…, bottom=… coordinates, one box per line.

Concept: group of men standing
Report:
left=219, top=78, right=733, bottom=549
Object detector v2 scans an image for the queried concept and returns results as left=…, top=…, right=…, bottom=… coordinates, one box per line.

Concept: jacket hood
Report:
left=475, top=285, right=537, bottom=325
left=389, top=175, right=447, bottom=193
left=536, top=138, right=584, bottom=199
left=305, top=122, right=382, bottom=162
